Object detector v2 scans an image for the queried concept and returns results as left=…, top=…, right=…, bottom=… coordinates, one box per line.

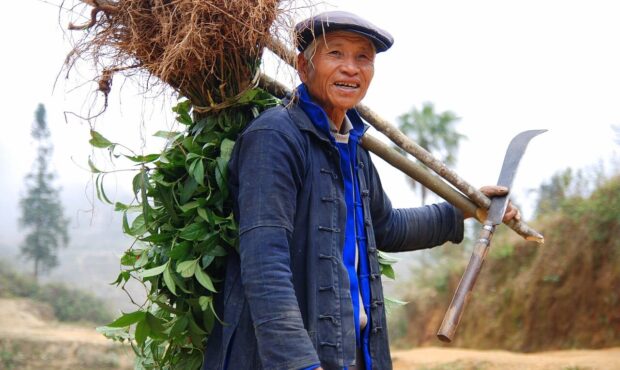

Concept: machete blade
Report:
left=486, top=129, right=547, bottom=225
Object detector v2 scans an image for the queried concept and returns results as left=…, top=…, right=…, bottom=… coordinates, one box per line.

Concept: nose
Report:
left=339, top=56, right=360, bottom=75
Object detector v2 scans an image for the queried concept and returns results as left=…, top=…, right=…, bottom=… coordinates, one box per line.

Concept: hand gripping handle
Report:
left=437, top=220, right=496, bottom=342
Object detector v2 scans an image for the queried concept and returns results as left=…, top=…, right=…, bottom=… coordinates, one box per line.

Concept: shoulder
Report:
left=243, top=105, right=299, bottom=137
left=232, top=104, right=308, bottom=161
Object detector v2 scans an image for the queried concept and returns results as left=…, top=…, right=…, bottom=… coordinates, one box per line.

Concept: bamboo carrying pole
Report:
left=261, top=40, right=544, bottom=243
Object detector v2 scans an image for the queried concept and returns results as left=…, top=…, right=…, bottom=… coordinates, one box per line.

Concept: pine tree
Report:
left=19, top=104, right=69, bottom=282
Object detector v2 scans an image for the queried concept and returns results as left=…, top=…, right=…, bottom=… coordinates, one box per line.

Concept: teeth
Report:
left=335, top=82, right=358, bottom=88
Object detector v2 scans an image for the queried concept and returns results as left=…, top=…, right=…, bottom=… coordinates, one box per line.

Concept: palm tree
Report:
left=397, top=102, right=465, bottom=205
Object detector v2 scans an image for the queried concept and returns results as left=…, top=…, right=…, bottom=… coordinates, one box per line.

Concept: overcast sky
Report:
left=1, top=0, right=619, bottom=248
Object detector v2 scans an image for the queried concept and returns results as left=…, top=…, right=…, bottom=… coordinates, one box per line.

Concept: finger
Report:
left=480, top=185, right=509, bottom=197
left=503, top=204, right=521, bottom=222
left=503, top=207, right=517, bottom=222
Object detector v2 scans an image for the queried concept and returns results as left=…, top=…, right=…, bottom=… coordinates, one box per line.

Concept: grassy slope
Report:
left=393, top=177, right=620, bottom=351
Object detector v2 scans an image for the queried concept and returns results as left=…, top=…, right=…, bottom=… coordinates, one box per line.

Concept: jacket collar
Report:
left=286, top=84, right=369, bottom=144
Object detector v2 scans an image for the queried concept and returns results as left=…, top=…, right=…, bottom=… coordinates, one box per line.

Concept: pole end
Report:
left=437, top=333, right=453, bottom=343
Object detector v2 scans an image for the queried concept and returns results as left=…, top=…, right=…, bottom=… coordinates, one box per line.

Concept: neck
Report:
left=326, top=109, right=346, bottom=131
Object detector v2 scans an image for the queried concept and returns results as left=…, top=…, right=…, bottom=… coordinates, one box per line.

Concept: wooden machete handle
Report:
left=437, top=221, right=496, bottom=342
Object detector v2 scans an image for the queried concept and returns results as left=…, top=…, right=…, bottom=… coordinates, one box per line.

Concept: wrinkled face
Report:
left=297, top=31, right=376, bottom=123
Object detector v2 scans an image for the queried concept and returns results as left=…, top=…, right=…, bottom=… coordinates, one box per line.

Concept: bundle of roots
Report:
left=67, top=0, right=289, bottom=110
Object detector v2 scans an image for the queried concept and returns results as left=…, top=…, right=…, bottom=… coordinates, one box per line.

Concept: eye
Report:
left=327, top=49, right=342, bottom=57
left=357, top=53, right=374, bottom=64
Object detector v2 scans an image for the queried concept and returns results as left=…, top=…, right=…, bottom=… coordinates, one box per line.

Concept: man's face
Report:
left=297, top=31, right=375, bottom=123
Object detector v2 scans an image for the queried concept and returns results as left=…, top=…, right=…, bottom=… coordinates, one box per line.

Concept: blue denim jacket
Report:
left=202, top=100, right=464, bottom=370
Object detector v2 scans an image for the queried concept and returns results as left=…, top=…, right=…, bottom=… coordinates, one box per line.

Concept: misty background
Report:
left=1, top=0, right=619, bottom=315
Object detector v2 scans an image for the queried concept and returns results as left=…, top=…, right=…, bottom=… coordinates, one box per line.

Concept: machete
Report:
left=437, top=129, right=546, bottom=343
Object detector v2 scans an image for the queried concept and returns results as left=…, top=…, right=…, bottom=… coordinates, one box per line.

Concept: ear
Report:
left=297, top=52, right=308, bottom=83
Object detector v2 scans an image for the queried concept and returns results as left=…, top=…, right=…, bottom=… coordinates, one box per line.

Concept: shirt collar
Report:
left=329, top=115, right=354, bottom=135
left=296, top=84, right=366, bottom=142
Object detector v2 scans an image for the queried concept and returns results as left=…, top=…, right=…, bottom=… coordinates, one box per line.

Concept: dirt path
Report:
left=392, top=346, right=620, bottom=370
left=2, top=298, right=619, bottom=369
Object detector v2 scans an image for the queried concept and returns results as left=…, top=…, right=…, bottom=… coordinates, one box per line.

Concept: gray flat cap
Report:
left=294, top=11, right=394, bottom=53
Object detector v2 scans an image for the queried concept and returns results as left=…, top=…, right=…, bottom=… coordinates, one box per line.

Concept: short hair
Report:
left=303, top=39, right=318, bottom=63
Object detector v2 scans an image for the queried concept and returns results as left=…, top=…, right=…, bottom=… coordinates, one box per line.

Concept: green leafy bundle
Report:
left=91, top=88, right=279, bottom=369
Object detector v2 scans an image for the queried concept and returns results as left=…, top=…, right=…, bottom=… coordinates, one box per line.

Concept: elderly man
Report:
left=203, top=10, right=517, bottom=370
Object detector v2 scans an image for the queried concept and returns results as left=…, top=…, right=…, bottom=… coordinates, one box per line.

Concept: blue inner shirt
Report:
left=297, top=84, right=373, bottom=370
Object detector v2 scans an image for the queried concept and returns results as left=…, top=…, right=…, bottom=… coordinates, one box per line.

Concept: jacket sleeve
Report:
left=230, top=126, right=320, bottom=370
left=366, top=155, right=465, bottom=252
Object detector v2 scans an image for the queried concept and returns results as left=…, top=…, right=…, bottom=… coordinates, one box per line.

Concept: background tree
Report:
left=19, top=104, right=69, bottom=282
left=397, top=102, right=464, bottom=205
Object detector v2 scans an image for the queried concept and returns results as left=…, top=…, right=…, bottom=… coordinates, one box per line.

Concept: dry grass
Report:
left=65, top=0, right=298, bottom=110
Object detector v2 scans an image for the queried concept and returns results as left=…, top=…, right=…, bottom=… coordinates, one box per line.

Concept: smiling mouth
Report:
left=334, top=82, right=359, bottom=89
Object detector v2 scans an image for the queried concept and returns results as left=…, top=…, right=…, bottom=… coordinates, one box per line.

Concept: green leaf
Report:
left=158, top=187, right=179, bottom=223
left=204, top=308, right=215, bottom=333
left=179, top=177, right=198, bottom=204
left=198, top=296, right=212, bottom=311
left=115, top=202, right=142, bottom=213
left=135, top=251, right=149, bottom=268
left=114, top=202, right=128, bottom=211
left=198, top=233, right=219, bottom=254
left=122, top=212, right=131, bottom=235
left=88, top=157, right=101, bottom=173
left=215, top=157, right=229, bottom=200
left=169, top=315, right=189, bottom=337
left=172, top=273, right=192, bottom=294
left=95, top=174, right=113, bottom=204
left=384, top=296, right=408, bottom=306
left=195, top=264, right=216, bottom=292
left=179, top=200, right=200, bottom=213
left=163, top=264, right=177, bottom=296
left=206, top=245, right=228, bottom=257
left=153, top=130, right=182, bottom=140
left=377, top=250, right=400, bottom=265
left=124, top=153, right=160, bottom=163
left=169, top=242, right=191, bottom=260
left=106, top=310, right=146, bottom=328
left=141, top=262, right=168, bottom=278
left=145, top=312, right=166, bottom=338
left=236, top=88, right=260, bottom=104
left=179, top=222, right=208, bottom=241
left=159, top=151, right=170, bottom=164
left=196, top=208, right=210, bottom=223
left=185, top=152, right=203, bottom=162
left=130, top=214, right=147, bottom=236
left=193, top=159, right=205, bottom=186
left=177, top=352, right=203, bottom=370
left=381, top=264, right=396, bottom=280
left=110, top=271, right=130, bottom=286
left=201, top=255, right=215, bottom=269
left=220, top=138, right=235, bottom=162
left=96, top=326, right=131, bottom=342
left=187, top=315, right=207, bottom=335
left=176, top=259, right=198, bottom=278
left=134, top=318, right=150, bottom=346
left=89, top=130, right=114, bottom=149
left=172, top=100, right=193, bottom=125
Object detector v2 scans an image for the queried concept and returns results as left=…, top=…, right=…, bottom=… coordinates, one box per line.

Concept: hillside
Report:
left=391, top=176, right=620, bottom=352
left=0, top=298, right=132, bottom=370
